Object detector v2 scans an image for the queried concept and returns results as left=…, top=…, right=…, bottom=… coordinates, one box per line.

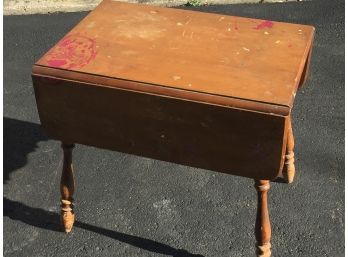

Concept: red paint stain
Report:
left=44, top=34, right=97, bottom=69
left=47, top=59, right=67, bottom=67
left=254, top=20, right=274, bottom=30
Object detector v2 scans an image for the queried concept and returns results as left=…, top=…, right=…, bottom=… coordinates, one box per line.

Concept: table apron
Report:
left=32, top=75, right=288, bottom=180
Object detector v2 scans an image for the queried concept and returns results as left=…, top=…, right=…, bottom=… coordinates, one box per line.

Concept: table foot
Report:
left=254, top=180, right=271, bottom=257
left=283, top=118, right=295, bottom=183
left=60, top=143, right=75, bottom=233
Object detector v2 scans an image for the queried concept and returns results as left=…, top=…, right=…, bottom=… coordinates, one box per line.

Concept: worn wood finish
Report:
left=31, top=0, right=315, bottom=255
left=255, top=180, right=271, bottom=257
left=283, top=117, right=295, bottom=183
left=32, top=65, right=290, bottom=116
left=60, top=143, right=75, bottom=233
left=34, top=0, right=315, bottom=114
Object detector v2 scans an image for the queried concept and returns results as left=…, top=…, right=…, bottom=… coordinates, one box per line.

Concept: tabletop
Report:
left=34, top=0, right=315, bottom=115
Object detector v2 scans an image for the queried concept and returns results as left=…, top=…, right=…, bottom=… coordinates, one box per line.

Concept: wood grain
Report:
left=33, top=76, right=287, bottom=180
left=34, top=0, right=315, bottom=111
left=255, top=180, right=271, bottom=257
left=283, top=117, right=295, bottom=183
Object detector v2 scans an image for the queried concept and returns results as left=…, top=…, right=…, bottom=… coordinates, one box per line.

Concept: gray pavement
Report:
left=3, top=0, right=344, bottom=256
left=4, top=0, right=301, bottom=15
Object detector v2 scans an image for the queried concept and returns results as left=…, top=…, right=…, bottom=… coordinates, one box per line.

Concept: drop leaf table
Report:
left=32, top=1, right=315, bottom=256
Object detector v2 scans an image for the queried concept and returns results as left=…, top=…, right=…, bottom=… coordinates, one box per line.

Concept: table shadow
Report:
left=272, top=177, right=287, bottom=184
left=4, top=197, right=203, bottom=257
left=3, top=117, right=204, bottom=257
left=4, top=117, right=49, bottom=184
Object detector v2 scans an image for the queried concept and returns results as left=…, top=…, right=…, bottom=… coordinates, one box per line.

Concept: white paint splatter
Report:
left=172, top=76, right=181, bottom=81
left=242, top=47, right=250, bottom=52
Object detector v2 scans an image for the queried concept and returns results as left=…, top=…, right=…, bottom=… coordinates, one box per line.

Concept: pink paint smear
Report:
left=254, top=20, right=274, bottom=30
left=47, top=59, right=67, bottom=67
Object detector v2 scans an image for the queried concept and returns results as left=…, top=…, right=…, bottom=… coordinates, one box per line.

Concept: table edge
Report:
left=32, top=64, right=290, bottom=116
left=289, top=26, right=316, bottom=107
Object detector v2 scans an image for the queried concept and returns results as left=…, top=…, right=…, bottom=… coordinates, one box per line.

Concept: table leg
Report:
left=60, top=143, right=75, bottom=233
left=254, top=180, right=271, bottom=257
left=283, top=117, right=295, bottom=183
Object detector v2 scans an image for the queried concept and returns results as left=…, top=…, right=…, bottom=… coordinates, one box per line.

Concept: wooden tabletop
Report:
left=34, top=0, right=314, bottom=115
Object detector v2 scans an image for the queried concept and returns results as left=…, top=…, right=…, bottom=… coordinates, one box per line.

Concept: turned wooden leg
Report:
left=254, top=180, right=271, bottom=257
left=283, top=117, right=295, bottom=183
left=60, top=143, right=75, bottom=233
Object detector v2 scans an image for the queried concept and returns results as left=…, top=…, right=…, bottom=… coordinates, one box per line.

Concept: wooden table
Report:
left=32, top=1, right=315, bottom=256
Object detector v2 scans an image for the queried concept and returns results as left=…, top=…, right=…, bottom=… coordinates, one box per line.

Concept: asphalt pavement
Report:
left=3, top=0, right=344, bottom=256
